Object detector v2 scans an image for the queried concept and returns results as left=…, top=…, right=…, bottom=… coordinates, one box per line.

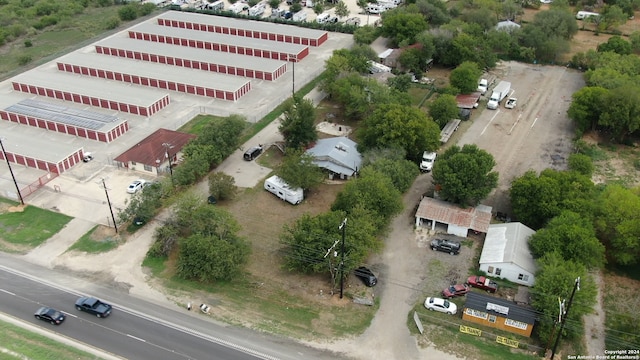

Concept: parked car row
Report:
left=35, top=296, right=112, bottom=326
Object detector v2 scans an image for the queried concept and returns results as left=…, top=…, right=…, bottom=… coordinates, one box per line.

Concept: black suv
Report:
left=430, top=238, right=461, bottom=255
left=243, top=145, right=263, bottom=161
left=354, top=266, right=377, bottom=287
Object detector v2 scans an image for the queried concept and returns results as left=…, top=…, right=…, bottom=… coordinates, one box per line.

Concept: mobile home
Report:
left=264, top=176, right=304, bottom=205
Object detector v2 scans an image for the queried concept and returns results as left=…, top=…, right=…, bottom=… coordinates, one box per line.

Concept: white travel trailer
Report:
left=576, top=11, right=600, bottom=20
left=264, top=176, right=304, bottom=205
left=205, top=0, right=224, bottom=11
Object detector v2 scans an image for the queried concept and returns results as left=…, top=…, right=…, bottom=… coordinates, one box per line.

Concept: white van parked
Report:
left=576, top=11, right=600, bottom=20
left=264, top=176, right=304, bottom=205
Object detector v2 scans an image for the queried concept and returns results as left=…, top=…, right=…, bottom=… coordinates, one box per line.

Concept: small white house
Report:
left=479, top=222, right=537, bottom=287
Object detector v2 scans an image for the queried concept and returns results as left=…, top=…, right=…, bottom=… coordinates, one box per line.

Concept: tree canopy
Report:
left=449, top=61, right=482, bottom=94
left=276, top=148, right=325, bottom=191
left=429, top=94, right=459, bottom=128
left=594, top=184, right=640, bottom=266
left=431, top=144, right=498, bottom=207
left=279, top=97, right=318, bottom=150
left=529, top=210, right=606, bottom=269
left=358, top=103, right=441, bottom=162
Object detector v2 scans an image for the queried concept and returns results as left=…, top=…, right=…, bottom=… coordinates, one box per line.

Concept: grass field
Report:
left=0, top=319, right=105, bottom=360
left=0, top=205, right=72, bottom=253
left=67, top=225, right=120, bottom=253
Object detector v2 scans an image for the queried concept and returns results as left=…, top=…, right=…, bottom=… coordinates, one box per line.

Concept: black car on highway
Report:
left=75, top=297, right=112, bottom=318
left=34, top=306, right=66, bottom=325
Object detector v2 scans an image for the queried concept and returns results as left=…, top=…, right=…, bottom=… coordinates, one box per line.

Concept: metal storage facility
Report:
left=156, top=11, right=329, bottom=47
left=57, top=52, right=252, bottom=101
left=1, top=98, right=129, bottom=143
left=93, top=37, right=286, bottom=81
left=11, top=71, right=170, bottom=117
left=127, top=22, right=310, bottom=61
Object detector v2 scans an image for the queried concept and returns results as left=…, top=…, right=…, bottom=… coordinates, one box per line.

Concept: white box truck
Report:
left=264, top=175, right=304, bottom=205
left=487, top=81, right=511, bottom=110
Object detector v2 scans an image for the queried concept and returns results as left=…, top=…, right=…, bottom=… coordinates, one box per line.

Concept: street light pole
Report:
left=339, top=218, right=347, bottom=299
left=0, top=138, right=24, bottom=205
left=288, top=54, right=296, bottom=98
left=101, top=178, right=118, bottom=234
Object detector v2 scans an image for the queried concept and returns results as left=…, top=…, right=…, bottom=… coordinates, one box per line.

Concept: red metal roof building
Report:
left=157, top=11, right=329, bottom=47
left=114, top=129, right=196, bottom=176
left=415, top=196, right=492, bottom=237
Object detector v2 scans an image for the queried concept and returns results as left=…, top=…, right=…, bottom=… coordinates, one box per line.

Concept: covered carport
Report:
left=415, top=196, right=492, bottom=237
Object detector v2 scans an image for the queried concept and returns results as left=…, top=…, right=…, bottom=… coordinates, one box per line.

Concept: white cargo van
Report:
left=264, top=176, right=304, bottom=205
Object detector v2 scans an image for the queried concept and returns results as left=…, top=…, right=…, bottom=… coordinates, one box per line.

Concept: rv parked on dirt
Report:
left=205, top=0, right=224, bottom=11
left=292, top=10, right=307, bottom=22
left=576, top=11, right=600, bottom=20
left=264, top=176, right=304, bottom=205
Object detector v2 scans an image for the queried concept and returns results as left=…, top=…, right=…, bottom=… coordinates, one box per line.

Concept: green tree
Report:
left=117, top=181, right=164, bottom=226
left=431, top=144, right=498, bottom=207
left=429, top=94, right=460, bottom=128
left=334, top=1, right=349, bottom=19
left=118, top=4, right=138, bottom=21
left=353, top=25, right=378, bottom=44
left=172, top=201, right=249, bottom=282
left=331, top=167, right=403, bottom=222
left=359, top=104, right=441, bottom=162
left=449, top=61, right=482, bottom=94
left=567, top=153, right=594, bottom=177
left=532, top=253, right=597, bottom=343
left=280, top=209, right=381, bottom=278
left=269, top=0, right=281, bottom=11
left=380, top=10, right=428, bottom=46
left=597, top=35, right=632, bottom=55
left=594, top=185, right=640, bottom=266
left=276, top=148, right=324, bottom=190
left=599, top=85, right=640, bottom=142
left=387, top=74, right=412, bottom=92
left=529, top=211, right=605, bottom=269
left=567, top=86, right=609, bottom=134
left=510, top=169, right=596, bottom=229
left=279, top=97, right=317, bottom=149
left=601, top=5, right=628, bottom=31
left=629, top=30, right=640, bottom=53
left=208, top=172, right=237, bottom=201
left=313, top=3, right=323, bottom=15
left=361, top=148, right=420, bottom=192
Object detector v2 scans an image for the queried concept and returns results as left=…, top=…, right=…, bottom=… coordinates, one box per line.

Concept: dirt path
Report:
left=310, top=175, right=463, bottom=360
left=583, top=271, right=606, bottom=356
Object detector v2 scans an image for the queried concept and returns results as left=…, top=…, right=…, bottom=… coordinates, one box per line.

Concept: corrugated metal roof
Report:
left=464, top=292, right=536, bottom=325
left=415, top=197, right=492, bottom=233
left=158, top=11, right=328, bottom=40
left=114, top=128, right=196, bottom=166
left=305, top=136, right=362, bottom=176
left=456, top=92, right=481, bottom=109
left=93, top=36, right=285, bottom=73
left=12, top=71, right=166, bottom=106
left=128, top=22, right=308, bottom=54
left=480, top=223, right=537, bottom=275
left=58, top=52, right=252, bottom=91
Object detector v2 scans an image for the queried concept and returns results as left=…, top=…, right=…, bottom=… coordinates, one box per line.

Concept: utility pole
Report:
left=550, top=277, right=580, bottom=360
left=339, top=218, right=347, bottom=299
left=0, top=138, right=24, bottom=205
left=101, top=178, right=118, bottom=234
left=162, top=142, right=174, bottom=183
left=288, top=54, right=296, bottom=98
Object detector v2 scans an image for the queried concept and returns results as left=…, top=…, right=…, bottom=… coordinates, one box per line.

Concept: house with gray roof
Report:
left=479, top=222, right=537, bottom=287
left=305, top=137, right=362, bottom=179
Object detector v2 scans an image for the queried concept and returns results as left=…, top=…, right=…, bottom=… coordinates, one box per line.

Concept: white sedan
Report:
left=424, top=297, right=458, bottom=315
left=127, top=179, right=146, bottom=194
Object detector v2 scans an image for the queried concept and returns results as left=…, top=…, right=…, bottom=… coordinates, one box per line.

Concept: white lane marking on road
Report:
left=0, top=289, right=16, bottom=296
left=531, top=117, right=538, bottom=128
left=481, top=110, right=501, bottom=135
left=126, top=334, right=147, bottom=343
left=508, top=113, right=522, bottom=135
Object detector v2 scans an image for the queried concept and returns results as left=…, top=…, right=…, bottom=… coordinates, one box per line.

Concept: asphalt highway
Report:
left=0, top=254, right=345, bottom=360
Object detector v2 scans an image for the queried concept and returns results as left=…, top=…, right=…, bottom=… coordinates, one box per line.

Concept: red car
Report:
left=466, top=276, right=498, bottom=293
left=442, top=283, right=470, bottom=298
